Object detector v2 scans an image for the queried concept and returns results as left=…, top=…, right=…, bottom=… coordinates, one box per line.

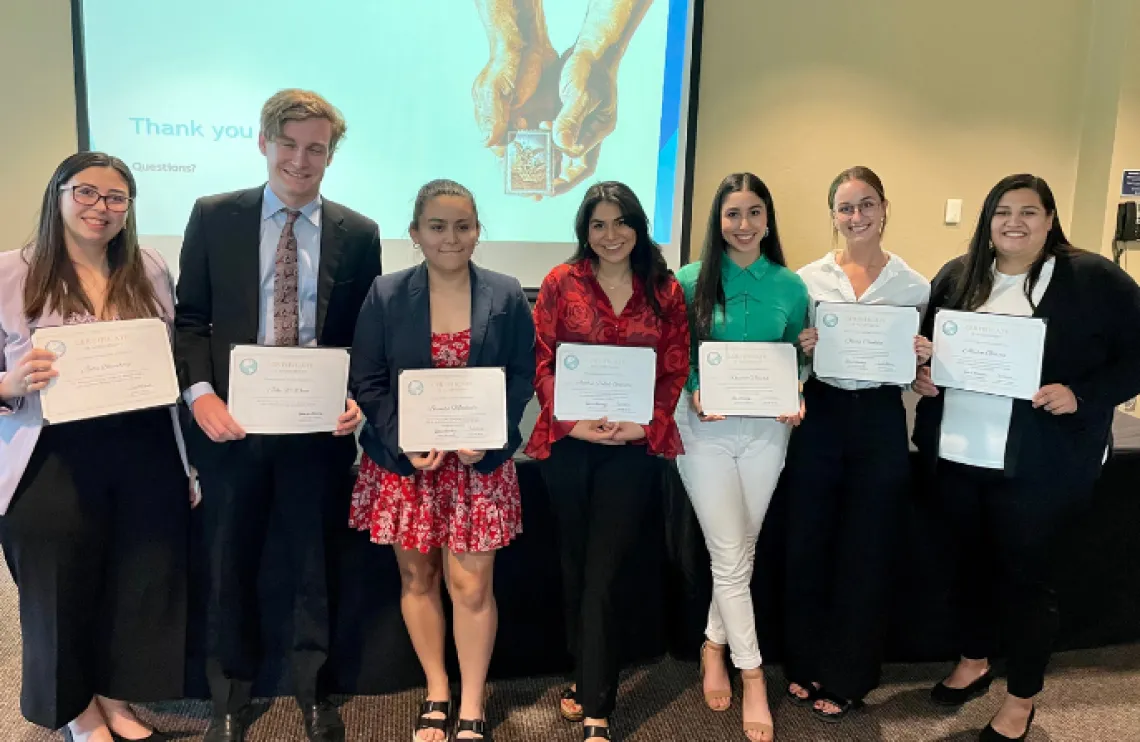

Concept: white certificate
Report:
left=553, top=343, right=656, bottom=424
left=813, top=302, right=921, bottom=385
left=398, top=367, right=507, bottom=452
left=699, top=341, right=800, bottom=417
left=227, top=346, right=349, bottom=434
left=931, top=309, right=1046, bottom=400
left=35, top=318, right=180, bottom=424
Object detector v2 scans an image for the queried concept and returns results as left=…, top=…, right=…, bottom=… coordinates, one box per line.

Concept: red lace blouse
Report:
left=524, top=260, right=690, bottom=460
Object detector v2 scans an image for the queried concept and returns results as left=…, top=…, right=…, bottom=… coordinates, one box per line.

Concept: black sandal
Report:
left=785, top=679, right=820, bottom=708
left=810, top=689, right=864, bottom=724
left=559, top=686, right=585, bottom=722
left=414, top=700, right=453, bottom=741
left=583, top=724, right=612, bottom=740
left=455, top=718, right=490, bottom=741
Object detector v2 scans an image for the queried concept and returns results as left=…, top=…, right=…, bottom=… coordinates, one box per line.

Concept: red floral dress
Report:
left=349, top=329, right=522, bottom=553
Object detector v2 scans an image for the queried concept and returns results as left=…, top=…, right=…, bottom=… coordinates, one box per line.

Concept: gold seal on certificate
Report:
left=930, top=309, right=1046, bottom=399
left=813, top=302, right=921, bottom=385
left=34, top=318, right=180, bottom=424
left=227, top=346, right=350, bottom=434
left=698, top=341, right=800, bottom=417
left=552, top=343, right=657, bottom=424
left=398, top=367, right=508, bottom=452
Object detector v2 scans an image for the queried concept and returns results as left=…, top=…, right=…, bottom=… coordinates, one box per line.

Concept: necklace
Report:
left=597, top=268, right=632, bottom=290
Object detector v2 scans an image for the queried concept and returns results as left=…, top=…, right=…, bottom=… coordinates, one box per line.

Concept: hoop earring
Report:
left=413, top=243, right=421, bottom=251
left=763, top=227, right=770, bottom=238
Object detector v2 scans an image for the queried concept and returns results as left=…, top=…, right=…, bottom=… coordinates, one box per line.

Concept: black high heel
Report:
left=979, top=706, right=1035, bottom=741
left=930, top=668, right=994, bottom=707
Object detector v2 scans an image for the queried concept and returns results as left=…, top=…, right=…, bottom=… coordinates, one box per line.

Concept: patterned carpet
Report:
left=2, top=560, right=1138, bottom=741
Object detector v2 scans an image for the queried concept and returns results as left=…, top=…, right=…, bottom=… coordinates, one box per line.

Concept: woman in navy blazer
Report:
left=0, top=152, right=190, bottom=741
left=349, top=179, right=535, bottom=742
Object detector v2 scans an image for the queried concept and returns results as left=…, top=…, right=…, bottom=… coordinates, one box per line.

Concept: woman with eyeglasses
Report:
left=781, top=166, right=930, bottom=725
left=0, top=152, right=191, bottom=742
left=912, top=174, right=1140, bottom=741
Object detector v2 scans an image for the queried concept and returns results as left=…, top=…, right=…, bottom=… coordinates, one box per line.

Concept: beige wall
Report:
left=690, top=0, right=1118, bottom=278
left=4, top=0, right=1140, bottom=281
left=0, top=0, right=77, bottom=251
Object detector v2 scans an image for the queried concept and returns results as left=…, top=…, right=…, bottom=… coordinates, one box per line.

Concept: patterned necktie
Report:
left=273, top=209, right=301, bottom=346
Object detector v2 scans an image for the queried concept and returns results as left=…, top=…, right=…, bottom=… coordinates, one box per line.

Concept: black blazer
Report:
left=913, top=250, right=1140, bottom=485
left=174, top=186, right=382, bottom=400
left=351, top=262, right=536, bottom=476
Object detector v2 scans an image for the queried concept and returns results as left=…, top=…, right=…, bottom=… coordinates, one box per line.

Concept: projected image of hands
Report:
left=472, top=0, right=653, bottom=198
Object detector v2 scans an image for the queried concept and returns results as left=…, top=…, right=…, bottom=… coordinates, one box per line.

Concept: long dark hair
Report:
left=948, top=174, right=1076, bottom=311
left=569, top=181, right=671, bottom=318
left=23, top=152, right=161, bottom=321
left=691, top=173, right=786, bottom=339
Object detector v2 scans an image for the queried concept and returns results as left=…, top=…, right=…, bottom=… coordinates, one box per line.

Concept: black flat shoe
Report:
left=979, top=706, right=1035, bottom=741
left=810, top=689, right=865, bottom=724
left=455, top=718, right=491, bottom=741
left=111, top=731, right=171, bottom=742
left=930, top=669, right=994, bottom=707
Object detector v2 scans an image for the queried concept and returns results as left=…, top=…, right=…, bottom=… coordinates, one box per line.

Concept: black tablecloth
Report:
left=184, top=403, right=1140, bottom=697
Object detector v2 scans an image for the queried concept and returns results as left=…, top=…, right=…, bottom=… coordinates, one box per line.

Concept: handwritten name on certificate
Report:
left=398, top=368, right=507, bottom=452
left=227, top=346, right=349, bottom=434
left=699, top=342, right=800, bottom=417
left=553, top=343, right=656, bottom=424
left=35, top=318, right=180, bottom=424
left=931, top=310, right=1046, bottom=399
left=813, top=302, right=920, bottom=385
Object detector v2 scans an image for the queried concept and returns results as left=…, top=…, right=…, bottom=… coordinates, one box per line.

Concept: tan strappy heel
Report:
left=699, top=641, right=732, bottom=711
left=741, top=669, right=775, bottom=742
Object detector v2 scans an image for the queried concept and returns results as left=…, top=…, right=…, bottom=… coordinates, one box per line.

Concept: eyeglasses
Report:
left=60, top=184, right=133, bottom=213
left=834, top=200, right=881, bottom=218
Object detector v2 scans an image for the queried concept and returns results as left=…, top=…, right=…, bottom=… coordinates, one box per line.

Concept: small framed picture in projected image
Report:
left=505, top=129, right=553, bottom=196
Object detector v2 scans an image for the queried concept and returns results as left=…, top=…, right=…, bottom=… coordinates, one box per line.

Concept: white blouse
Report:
left=939, top=259, right=1055, bottom=469
left=798, top=251, right=930, bottom=391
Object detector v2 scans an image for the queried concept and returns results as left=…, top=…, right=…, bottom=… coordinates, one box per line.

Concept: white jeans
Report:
left=674, top=391, right=791, bottom=669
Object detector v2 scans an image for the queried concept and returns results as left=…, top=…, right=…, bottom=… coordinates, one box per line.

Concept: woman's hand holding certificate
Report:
left=33, top=318, right=180, bottom=424
left=930, top=309, right=1046, bottom=399
left=398, top=367, right=508, bottom=453
left=698, top=341, right=800, bottom=417
left=812, top=302, right=921, bottom=384
left=553, top=343, right=656, bottom=424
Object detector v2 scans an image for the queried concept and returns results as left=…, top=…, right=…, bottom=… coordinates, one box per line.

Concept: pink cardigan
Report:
left=0, top=247, right=189, bottom=514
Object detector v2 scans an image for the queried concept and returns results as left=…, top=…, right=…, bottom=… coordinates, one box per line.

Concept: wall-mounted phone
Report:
left=1116, top=201, right=1140, bottom=242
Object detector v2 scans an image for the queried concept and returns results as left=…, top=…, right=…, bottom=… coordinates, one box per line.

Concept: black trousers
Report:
left=781, top=379, right=910, bottom=701
left=194, top=429, right=353, bottom=713
left=540, top=438, right=661, bottom=720
left=935, top=459, right=1093, bottom=699
left=0, top=409, right=188, bottom=730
